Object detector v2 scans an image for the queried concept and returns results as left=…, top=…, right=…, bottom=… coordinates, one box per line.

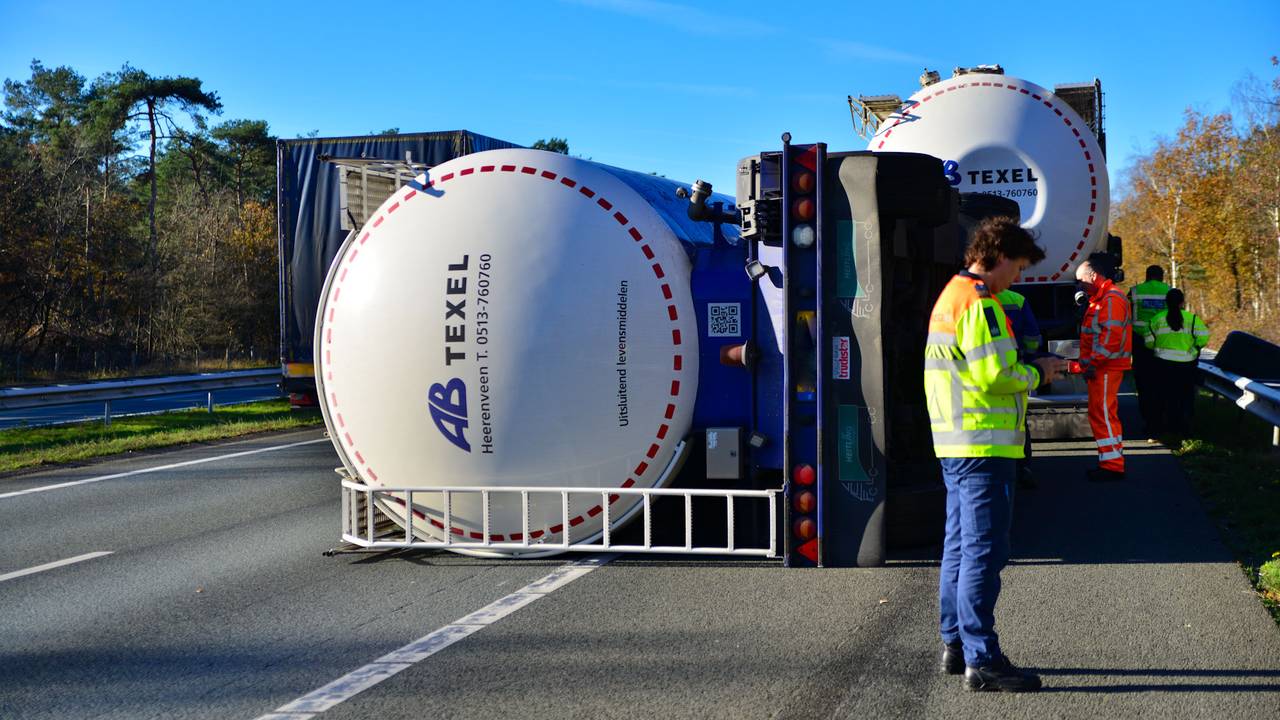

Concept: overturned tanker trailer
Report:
left=320, top=144, right=968, bottom=567
left=320, top=149, right=730, bottom=558
left=856, top=66, right=1118, bottom=439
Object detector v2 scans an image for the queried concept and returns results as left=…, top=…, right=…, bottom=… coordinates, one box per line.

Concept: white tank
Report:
left=315, top=149, right=701, bottom=554
left=869, top=73, right=1109, bottom=283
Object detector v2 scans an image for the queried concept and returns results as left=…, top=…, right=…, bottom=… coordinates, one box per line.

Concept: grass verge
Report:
left=1172, top=390, right=1280, bottom=625
left=0, top=400, right=324, bottom=475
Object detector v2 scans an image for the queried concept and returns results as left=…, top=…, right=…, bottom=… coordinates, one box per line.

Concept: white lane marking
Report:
left=257, top=555, right=614, bottom=718
left=0, top=551, right=113, bottom=583
left=0, top=437, right=328, bottom=500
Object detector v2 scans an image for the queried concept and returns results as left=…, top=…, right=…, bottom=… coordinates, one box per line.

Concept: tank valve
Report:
left=678, top=180, right=740, bottom=225
left=690, top=179, right=713, bottom=210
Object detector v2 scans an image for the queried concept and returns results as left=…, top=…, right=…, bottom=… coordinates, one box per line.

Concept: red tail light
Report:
left=792, top=463, right=815, bottom=486
left=793, top=516, right=816, bottom=541
left=791, top=170, right=815, bottom=193
left=793, top=491, right=816, bottom=514
left=792, top=197, right=815, bottom=222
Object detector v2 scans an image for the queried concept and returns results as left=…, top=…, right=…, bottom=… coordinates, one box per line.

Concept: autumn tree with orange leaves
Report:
left=1112, top=58, right=1280, bottom=344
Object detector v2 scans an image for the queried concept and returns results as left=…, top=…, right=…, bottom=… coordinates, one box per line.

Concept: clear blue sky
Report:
left=1, top=0, right=1276, bottom=193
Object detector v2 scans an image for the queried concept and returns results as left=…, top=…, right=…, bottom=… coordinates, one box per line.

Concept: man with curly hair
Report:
left=926, top=216, right=1066, bottom=692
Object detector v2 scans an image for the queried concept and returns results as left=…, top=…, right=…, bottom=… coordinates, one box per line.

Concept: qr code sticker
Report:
left=708, top=302, right=741, bottom=337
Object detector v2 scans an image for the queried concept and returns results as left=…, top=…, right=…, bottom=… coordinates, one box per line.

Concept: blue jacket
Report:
left=995, top=289, right=1043, bottom=361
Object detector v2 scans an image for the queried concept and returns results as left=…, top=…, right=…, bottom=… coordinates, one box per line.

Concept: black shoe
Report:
left=1086, top=468, right=1126, bottom=482
left=940, top=641, right=964, bottom=675
left=964, top=655, right=1042, bottom=692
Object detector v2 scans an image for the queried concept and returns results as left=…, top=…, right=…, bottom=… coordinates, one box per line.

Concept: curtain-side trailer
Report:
left=277, top=131, right=521, bottom=405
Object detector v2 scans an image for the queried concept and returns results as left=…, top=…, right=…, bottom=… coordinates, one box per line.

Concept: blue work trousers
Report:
left=938, top=456, right=1015, bottom=667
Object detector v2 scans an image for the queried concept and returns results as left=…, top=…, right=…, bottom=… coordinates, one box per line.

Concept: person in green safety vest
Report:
left=1142, top=288, right=1209, bottom=435
left=1128, top=266, right=1171, bottom=436
left=995, top=288, right=1043, bottom=489
left=995, top=289, right=1043, bottom=358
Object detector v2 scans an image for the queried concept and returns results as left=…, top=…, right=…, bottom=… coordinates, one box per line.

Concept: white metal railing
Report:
left=340, top=479, right=780, bottom=558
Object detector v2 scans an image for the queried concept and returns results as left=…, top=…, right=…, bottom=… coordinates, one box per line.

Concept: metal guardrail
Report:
left=1198, top=361, right=1280, bottom=445
left=0, top=368, right=280, bottom=424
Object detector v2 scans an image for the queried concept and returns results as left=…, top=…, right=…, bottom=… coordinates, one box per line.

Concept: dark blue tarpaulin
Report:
left=277, top=131, right=520, bottom=375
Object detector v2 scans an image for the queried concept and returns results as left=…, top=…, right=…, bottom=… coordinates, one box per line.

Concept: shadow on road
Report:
left=1034, top=665, right=1280, bottom=693
left=888, top=397, right=1233, bottom=569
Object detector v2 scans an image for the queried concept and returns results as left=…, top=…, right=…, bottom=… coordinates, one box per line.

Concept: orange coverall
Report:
left=1079, top=278, right=1132, bottom=472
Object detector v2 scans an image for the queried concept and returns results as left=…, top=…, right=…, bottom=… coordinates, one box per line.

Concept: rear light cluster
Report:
left=782, top=139, right=824, bottom=567
left=791, top=164, right=816, bottom=248
left=791, top=463, right=817, bottom=547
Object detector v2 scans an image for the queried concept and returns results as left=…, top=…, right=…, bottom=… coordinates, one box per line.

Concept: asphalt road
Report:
left=0, top=385, right=282, bottom=429
left=1, top=424, right=1277, bottom=719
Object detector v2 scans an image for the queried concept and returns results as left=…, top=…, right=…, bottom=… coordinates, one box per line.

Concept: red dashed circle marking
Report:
left=876, top=81, right=1098, bottom=280
left=324, top=161, right=684, bottom=543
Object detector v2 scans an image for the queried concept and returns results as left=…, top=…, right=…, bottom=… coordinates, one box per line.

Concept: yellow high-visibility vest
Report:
left=1129, top=279, right=1171, bottom=334
left=1143, top=310, right=1209, bottom=362
left=926, top=273, right=1041, bottom=458
left=996, top=288, right=1043, bottom=356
